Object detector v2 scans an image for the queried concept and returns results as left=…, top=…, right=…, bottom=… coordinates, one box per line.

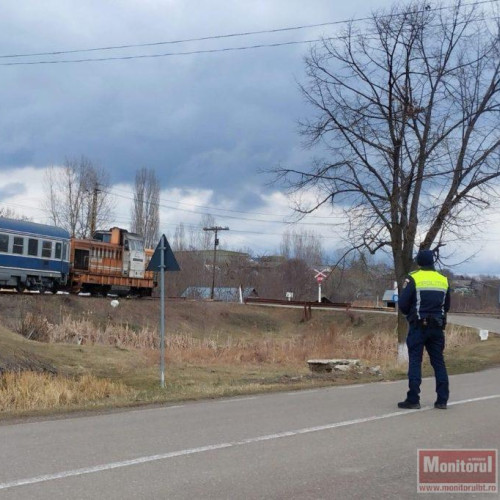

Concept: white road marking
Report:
left=338, top=384, right=369, bottom=389
left=447, top=396, right=498, bottom=406
left=284, top=389, right=320, bottom=395
left=219, top=396, right=258, bottom=403
left=1, top=394, right=499, bottom=491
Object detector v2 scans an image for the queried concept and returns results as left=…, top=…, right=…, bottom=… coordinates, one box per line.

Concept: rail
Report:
left=244, top=297, right=352, bottom=308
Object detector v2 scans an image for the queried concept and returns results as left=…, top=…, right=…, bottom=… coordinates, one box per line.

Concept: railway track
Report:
left=1, top=288, right=495, bottom=316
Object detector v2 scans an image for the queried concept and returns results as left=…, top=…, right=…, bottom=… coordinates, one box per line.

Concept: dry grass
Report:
left=18, top=312, right=397, bottom=366
left=0, top=372, right=133, bottom=412
left=30, top=313, right=478, bottom=370
left=157, top=326, right=397, bottom=367
left=445, top=324, right=479, bottom=348
left=1, top=296, right=494, bottom=417
left=49, top=316, right=158, bottom=349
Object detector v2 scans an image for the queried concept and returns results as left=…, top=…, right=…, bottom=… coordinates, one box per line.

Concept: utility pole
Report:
left=89, top=184, right=100, bottom=237
left=203, top=226, right=229, bottom=300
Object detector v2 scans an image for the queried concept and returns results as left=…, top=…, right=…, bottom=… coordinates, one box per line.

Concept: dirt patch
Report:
left=0, top=349, right=57, bottom=375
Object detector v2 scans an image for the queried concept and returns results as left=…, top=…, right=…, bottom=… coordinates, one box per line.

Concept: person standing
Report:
left=397, top=249, right=450, bottom=410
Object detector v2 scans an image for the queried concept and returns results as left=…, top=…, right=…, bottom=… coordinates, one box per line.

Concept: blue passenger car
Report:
left=0, top=217, right=70, bottom=292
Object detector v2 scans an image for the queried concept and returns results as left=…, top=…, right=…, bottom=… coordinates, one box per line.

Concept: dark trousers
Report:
left=406, top=324, right=449, bottom=404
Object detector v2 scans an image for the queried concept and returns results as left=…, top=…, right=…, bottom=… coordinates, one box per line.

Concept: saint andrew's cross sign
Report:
left=314, top=269, right=328, bottom=303
left=314, top=269, right=328, bottom=284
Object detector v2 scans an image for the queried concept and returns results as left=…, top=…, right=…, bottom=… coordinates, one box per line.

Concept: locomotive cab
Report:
left=98, top=227, right=146, bottom=279
left=122, top=234, right=145, bottom=278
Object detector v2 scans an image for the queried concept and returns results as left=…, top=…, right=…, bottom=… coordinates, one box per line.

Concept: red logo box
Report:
left=418, top=449, right=497, bottom=494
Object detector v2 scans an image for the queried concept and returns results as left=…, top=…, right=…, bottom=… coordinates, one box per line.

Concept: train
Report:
left=0, top=217, right=156, bottom=296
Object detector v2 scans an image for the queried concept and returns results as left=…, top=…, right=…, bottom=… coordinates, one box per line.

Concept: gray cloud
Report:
left=0, top=182, right=26, bottom=199
left=0, top=0, right=389, bottom=213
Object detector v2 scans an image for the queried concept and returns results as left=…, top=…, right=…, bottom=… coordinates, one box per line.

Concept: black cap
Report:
left=416, top=250, right=434, bottom=267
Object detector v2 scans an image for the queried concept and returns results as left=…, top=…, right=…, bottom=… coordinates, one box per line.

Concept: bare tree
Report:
left=131, top=168, right=160, bottom=248
left=172, top=222, right=187, bottom=251
left=199, top=214, right=216, bottom=250
left=45, top=156, right=114, bottom=237
left=275, top=1, right=500, bottom=359
left=0, top=207, right=31, bottom=220
left=280, top=228, right=324, bottom=267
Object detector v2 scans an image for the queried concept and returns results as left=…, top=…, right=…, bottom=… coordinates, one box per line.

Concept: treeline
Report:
left=42, top=156, right=160, bottom=247
left=164, top=238, right=394, bottom=303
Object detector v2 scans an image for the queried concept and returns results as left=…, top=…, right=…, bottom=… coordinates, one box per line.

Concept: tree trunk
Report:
left=394, top=251, right=412, bottom=364
left=397, top=310, right=408, bottom=364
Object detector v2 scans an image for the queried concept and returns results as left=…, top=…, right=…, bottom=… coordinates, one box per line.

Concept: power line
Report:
left=0, top=21, right=362, bottom=60
left=0, top=0, right=497, bottom=67
left=1, top=0, right=495, bottom=60
left=5, top=198, right=500, bottom=244
left=109, top=185, right=346, bottom=220
left=104, top=188, right=345, bottom=226
left=0, top=38, right=332, bottom=66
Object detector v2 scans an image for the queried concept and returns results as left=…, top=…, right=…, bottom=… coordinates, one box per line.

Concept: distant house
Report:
left=382, top=289, right=398, bottom=308
left=181, top=286, right=259, bottom=302
left=451, top=279, right=475, bottom=296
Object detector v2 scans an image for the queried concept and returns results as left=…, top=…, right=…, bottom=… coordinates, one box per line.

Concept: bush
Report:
left=17, top=313, right=51, bottom=342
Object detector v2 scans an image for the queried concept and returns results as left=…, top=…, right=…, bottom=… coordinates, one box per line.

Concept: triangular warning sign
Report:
left=147, top=235, right=180, bottom=272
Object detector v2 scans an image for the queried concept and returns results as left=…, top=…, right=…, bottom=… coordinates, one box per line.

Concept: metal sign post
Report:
left=147, top=234, right=180, bottom=389
left=160, top=237, right=165, bottom=388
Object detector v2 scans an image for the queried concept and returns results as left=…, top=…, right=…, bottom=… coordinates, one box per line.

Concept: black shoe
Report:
left=434, top=402, right=447, bottom=409
left=398, top=400, right=421, bottom=409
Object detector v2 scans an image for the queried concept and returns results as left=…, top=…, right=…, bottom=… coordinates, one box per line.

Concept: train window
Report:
left=63, top=242, right=68, bottom=260
left=74, top=249, right=89, bottom=270
left=13, top=237, right=24, bottom=255
left=42, top=241, right=52, bottom=258
left=55, top=242, right=62, bottom=259
left=0, top=234, right=8, bottom=252
left=28, top=238, right=39, bottom=256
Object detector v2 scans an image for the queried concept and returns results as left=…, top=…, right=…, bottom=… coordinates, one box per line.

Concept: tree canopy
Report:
left=277, top=0, right=499, bottom=286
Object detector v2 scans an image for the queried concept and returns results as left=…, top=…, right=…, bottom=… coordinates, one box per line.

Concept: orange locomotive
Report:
left=69, top=227, right=156, bottom=296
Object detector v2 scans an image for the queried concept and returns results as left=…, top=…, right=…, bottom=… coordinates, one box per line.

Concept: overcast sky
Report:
left=1, top=0, right=499, bottom=275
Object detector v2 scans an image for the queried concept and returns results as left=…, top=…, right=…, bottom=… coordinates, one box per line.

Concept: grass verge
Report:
left=1, top=298, right=499, bottom=418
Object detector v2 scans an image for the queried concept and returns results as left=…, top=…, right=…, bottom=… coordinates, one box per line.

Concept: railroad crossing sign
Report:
left=314, top=269, right=328, bottom=284
left=314, top=269, right=329, bottom=303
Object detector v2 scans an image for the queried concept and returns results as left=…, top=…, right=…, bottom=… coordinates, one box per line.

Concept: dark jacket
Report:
left=398, top=267, right=450, bottom=324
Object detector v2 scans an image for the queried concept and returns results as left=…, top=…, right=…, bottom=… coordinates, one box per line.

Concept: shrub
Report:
left=17, top=313, right=51, bottom=342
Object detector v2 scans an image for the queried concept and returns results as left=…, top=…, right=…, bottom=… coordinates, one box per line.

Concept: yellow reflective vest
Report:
left=399, top=269, right=450, bottom=321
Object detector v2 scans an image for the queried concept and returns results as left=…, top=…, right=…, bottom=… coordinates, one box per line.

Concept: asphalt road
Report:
left=448, top=314, right=500, bottom=334
left=248, top=303, right=500, bottom=335
left=1, top=367, right=499, bottom=499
